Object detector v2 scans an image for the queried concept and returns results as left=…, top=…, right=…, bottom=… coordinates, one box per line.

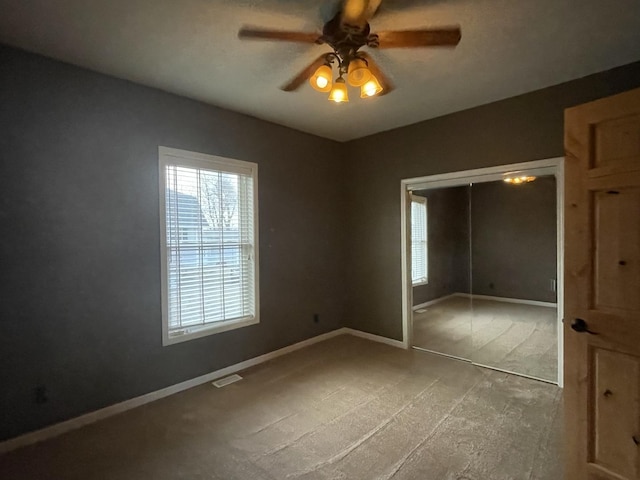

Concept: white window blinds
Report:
left=159, top=148, right=258, bottom=345
left=411, top=195, right=428, bottom=285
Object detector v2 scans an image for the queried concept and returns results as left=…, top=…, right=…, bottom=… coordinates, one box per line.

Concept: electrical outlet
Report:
left=550, top=279, right=557, bottom=292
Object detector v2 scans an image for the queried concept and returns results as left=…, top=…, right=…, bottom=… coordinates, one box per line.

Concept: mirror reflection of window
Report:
left=411, top=195, right=428, bottom=285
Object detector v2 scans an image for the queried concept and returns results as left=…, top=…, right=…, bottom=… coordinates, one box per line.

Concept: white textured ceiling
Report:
left=1, top=0, right=640, bottom=141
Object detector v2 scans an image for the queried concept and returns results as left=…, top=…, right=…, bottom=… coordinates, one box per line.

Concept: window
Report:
left=159, top=147, right=259, bottom=345
left=411, top=194, right=428, bottom=285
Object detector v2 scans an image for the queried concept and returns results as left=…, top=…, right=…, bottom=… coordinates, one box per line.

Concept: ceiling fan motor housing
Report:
left=322, top=13, right=373, bottom=59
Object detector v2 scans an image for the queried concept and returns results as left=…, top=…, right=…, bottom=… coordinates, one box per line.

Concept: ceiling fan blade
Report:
left=359, top=52, right=394, bottom=96
left=238, top=27, right=321, bottom=44
left=375, top=27, right=461, bottom=48
left=340, top=0, right=382, bottom=32
left=281, top=54, right=329, bottom=92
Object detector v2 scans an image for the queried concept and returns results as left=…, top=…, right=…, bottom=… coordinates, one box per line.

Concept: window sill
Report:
left=163, top=316, right=259, bottom=346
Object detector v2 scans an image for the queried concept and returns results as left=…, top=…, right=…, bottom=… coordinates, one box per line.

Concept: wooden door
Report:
left=565, top=87, right=640, bottom=480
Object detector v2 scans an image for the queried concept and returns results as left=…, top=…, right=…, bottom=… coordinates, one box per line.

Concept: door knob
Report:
left=571, top=318, right=598, bottom=335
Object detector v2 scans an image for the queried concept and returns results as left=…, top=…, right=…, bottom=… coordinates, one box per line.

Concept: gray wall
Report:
left=412, top=187, right=470, bottom=306
left=471, top=177, right=557, bottom=303
left=345, top=61, right=640, bottom=340
left=0, top=45, right=347, bottom=441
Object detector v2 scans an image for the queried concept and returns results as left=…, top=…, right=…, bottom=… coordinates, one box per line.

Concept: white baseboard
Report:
left=412, top=293, right=458, bottom=311
left=453, top=293, right=557, bottom=308
left=0, top=327, right=403, bottom=453
left=343, top=328, right=405, bottom=349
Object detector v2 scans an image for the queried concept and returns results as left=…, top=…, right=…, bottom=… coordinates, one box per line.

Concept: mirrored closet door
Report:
left=469, top=176, right=558, bottom=383
left=411, top=186, right=472, bottom=361
left=410, top=173, right=559, bottom=383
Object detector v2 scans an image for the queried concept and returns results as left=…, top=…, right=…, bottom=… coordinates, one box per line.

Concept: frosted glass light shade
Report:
left=310, top=64, right=333, bottom=92
left=360, top=75, right=383, bottom=98
left=328, top=78, right=349, bottom=103
left=347, top=58, right=372, bottom=87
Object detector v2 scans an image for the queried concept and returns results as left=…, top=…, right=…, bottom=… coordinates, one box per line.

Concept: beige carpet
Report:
left=0, top=335, right=562, bottom=480
left=413, top=296, right=558, bottom=382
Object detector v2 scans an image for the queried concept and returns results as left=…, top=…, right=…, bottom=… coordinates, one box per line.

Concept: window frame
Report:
left=158, top=146, right=259, bottom=346
left=410, top=194, right=429, bottom=286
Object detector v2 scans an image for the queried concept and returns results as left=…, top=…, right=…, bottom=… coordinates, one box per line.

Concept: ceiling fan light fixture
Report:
left=360, top=75, right=383, bottom=98
left=347, top=58, right=372, bottom=87
left=328, top=77, right=349, bottom=103
left=239, top=12, right=462, bottom=101
left=310, top=63, right=333, bottom=92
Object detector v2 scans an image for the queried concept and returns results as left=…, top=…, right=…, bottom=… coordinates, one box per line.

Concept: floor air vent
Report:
left=212, top=374, right=243, bottom=388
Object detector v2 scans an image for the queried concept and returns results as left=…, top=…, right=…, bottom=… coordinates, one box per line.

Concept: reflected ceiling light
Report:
left=503, top=175, right=536, bottom=185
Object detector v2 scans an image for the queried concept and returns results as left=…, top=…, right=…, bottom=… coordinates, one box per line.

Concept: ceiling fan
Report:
left=238, top=0, right=461, bottom=103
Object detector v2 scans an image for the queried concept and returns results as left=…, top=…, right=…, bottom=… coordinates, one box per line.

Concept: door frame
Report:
left=400, top=156, right=565, bottom=386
